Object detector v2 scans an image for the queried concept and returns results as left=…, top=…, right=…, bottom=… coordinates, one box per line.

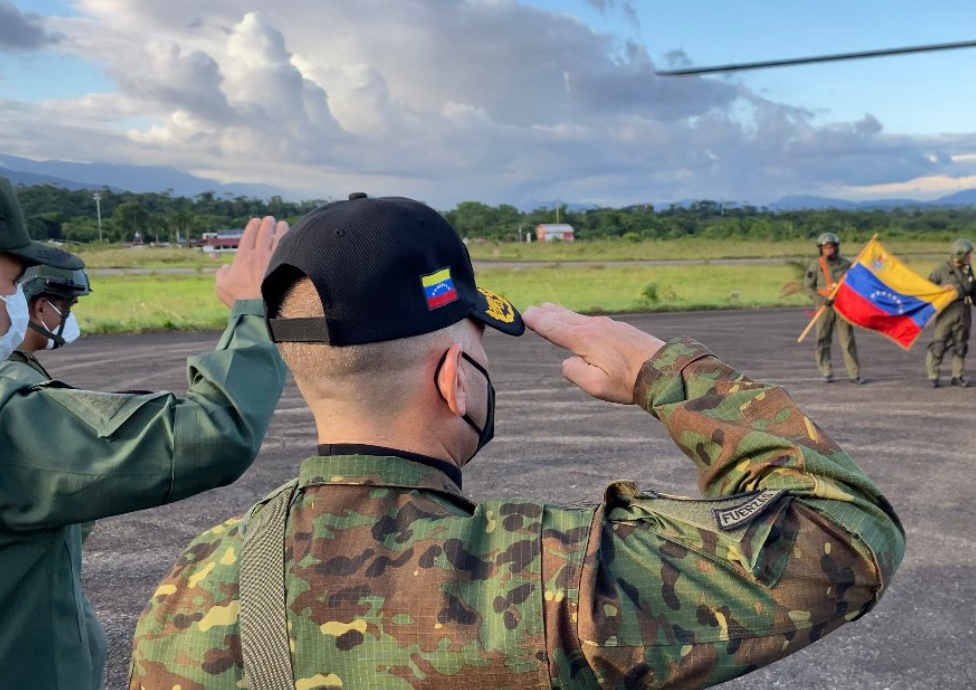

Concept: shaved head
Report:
left=276, top=277, right=479, bottom=413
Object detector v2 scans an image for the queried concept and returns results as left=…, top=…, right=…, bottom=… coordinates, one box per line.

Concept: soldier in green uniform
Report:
left=804, top=232, right=864, bottom=383
left=0, top=175, right=84, bottom=360
left=130, top=195, right=903, bottom=690
left=6, top=264, right=93, bottom=375
left=5, top=264, right=95, bottom=537
left=0, top=175, right=291, bottom=690
left=926, top=239, right=976, bottom=387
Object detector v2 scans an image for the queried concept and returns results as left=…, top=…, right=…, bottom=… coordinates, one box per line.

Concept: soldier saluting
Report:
left=804, top=232, right=865, bottom=383
left=131, top=194, right=904, bottom=690
left=926, top=239, right=976, bottom=387
left=0, top=176, right=290, bottom=690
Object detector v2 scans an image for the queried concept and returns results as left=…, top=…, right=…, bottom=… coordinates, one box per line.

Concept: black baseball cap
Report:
left=262, top=193, right=524, bottom=345
left=0, top=176, right=84, bottom=270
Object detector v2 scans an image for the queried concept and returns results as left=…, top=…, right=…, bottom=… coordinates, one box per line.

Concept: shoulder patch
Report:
left=59, top=390, right=133, bottom=420
left=45, top=388, right=169, bottom=438
left=712, top=490, right=785, bottom=531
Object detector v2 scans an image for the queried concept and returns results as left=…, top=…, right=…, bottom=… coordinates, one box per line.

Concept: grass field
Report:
left=466, top=238, right=949, bottom=262
left=74, top=237, right=949, bottom=269
left=73, top=264, right=816, bottom=334
left=69, top=241, right=953, bottom=334
left=77, top=246, right=233, bottom=269
left=75, top=275, right=228, bottom=333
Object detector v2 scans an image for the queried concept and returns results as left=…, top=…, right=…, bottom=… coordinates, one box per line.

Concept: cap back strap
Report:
left=267, top=317, right=330, bottom=343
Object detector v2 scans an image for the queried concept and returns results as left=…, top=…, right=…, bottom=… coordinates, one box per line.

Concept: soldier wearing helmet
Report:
left=12, top=266, right=92, bottom=369
left=804, top=233, right=864, bottom=383
left=0, top=177, right=84, bottom=361
left=925, top=239, right=976, bottom=387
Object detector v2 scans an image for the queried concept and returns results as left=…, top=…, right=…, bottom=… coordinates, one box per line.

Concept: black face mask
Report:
left=434, top=350, right=495, bottom=457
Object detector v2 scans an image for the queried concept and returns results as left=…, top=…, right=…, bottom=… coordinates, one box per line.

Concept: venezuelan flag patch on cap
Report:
left=421, top=267, right=459, bottom=310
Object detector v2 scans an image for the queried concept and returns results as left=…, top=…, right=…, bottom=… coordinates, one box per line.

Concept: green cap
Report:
left=0, top=176, right=84, bottom=270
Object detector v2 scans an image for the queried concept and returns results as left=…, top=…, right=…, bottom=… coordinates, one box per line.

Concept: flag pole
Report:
left=797, top=234, right=879, bottom=343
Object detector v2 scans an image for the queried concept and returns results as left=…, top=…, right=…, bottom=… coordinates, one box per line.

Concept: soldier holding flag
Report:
left=804, top=233, right=864, bottom=383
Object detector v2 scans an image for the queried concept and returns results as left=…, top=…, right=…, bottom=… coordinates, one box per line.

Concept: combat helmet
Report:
left=817, top=232, right=840, bottom=248
left=20, top=265, right=92, bottom=304
left=950, top=239, right=974, bottom=262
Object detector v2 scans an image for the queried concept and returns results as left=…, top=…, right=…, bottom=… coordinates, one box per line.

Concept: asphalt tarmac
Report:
left=41, top=307, right=974, bottom=689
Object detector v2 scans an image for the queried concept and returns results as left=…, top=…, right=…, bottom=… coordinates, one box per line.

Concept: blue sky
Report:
left=1, top=0, right=106, bottom=100
left=525, top=0, right=976, bottom=134
left=1, top=0, right=975, bottom=204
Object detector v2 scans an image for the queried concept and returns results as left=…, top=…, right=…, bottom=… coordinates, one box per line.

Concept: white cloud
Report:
left=0, top=0, right=971, bottom=205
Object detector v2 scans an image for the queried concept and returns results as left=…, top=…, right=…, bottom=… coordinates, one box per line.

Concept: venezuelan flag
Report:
left=833, top=238, right=956, bottom=349
left=421, top=267, right=459, bottom=310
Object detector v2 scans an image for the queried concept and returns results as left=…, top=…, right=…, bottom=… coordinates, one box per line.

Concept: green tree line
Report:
left=16, top=186, right=324, bottom=244
left=14, top=184, right=976, bottom=244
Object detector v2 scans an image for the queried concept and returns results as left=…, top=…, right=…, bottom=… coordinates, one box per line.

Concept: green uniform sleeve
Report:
left=563, top=337, right=904, bottom=690
left=803, top=259, right=820, bottom=300
left=0, top=300, right=287, bottom=531
left=929, top=264, right=943, bottom=285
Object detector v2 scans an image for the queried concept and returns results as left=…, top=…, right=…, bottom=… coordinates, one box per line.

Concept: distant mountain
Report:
left=0, top=166, right=124, bottom=193
left=773, top=191, right=976, bottom=211
left=518, top=200, right=600, bottom=213
left=932, top=188, right=976, bottom=206
left=0, top=153, right=282, bottom=199
left=775, top=195, right=908, bottom=210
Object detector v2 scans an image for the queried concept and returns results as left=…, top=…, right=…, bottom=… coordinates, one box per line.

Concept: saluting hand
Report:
left=523, top=303, right=665, bottom=405
left=216, top=216, right=289, bottom=308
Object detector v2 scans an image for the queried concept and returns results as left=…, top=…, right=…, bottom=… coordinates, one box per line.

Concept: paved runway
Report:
left=39, top=307, right=974, bottom=689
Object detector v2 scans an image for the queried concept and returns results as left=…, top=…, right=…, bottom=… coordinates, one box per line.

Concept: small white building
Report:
left=199, top=229, right=244, bottom=254
left=536, top=224, right=575, bottom=242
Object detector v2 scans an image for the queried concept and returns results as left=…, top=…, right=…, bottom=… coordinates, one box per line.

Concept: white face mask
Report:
left=0, top=284, right=30, bottom=359
left=40, top=301, right=81, bottom=350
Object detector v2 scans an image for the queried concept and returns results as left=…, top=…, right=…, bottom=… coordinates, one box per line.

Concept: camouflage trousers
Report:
left=926, top=308, right=971, bottom=381
left=815, top=307, right=859, bottom=379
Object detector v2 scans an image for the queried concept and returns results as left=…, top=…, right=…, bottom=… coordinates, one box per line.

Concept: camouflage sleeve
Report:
left=129, top=517, right=246, bottom=690
left=558, top=337, right=905, bottom=690
left=0, top=300, right=286, bottom=530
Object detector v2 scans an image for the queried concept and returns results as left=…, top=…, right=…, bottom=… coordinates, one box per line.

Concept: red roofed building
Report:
left=536, top=224, right=575, bottom=242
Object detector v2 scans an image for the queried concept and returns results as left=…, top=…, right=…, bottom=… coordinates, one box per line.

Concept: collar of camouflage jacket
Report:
left=299, top=453, right=471, bottom=506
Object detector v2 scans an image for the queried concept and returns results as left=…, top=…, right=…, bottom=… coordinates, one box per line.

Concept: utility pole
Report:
left=92, top=192, right=103, bottom=243
left=556, top=206, right=561, bottom=224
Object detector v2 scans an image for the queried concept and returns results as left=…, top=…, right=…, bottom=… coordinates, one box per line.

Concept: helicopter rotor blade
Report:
left=655, top=39, right=976, bottom=76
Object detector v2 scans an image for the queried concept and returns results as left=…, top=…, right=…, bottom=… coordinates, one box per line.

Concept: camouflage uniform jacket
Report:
left=129, top=337, right=904, bottom=690
left=0, top=300, right=287, bottom=690
left=805, top=255, right=853, bottom=306
left=928, top=261, right=976, bottom=324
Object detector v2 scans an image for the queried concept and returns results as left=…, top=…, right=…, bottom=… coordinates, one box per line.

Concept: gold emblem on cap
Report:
left=479, top=288, right=515, bottom=324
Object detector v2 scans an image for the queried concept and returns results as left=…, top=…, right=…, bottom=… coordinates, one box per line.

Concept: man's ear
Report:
left=29, top=298, right=47, bottom=323
left=435, top=342, right=467, bottom=418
